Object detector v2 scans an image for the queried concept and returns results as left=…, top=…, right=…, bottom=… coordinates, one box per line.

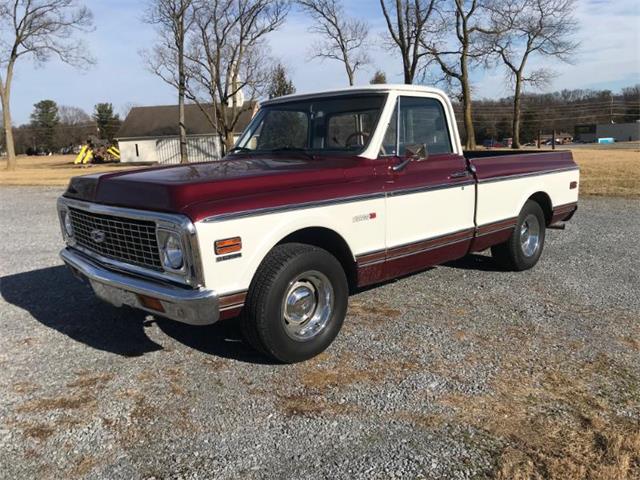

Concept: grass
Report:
left=0, top=148, right=639, bottom=198
left=571, top=148, right=640, bottom=198
left=0, top=154, right=140, bottom=186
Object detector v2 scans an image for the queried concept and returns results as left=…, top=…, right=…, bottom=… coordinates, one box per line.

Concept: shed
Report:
left=116, top=102, right=257, bottom=164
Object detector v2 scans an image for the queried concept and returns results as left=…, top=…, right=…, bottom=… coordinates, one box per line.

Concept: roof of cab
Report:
left=261, top=84, right=448, bottom=106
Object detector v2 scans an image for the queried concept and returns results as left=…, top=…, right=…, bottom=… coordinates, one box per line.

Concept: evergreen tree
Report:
left=30, top=100, right=59, bottom=152
left=268, top=64, right=296, bottom=99
left=370, top=70, right=387, bottom=84
left=93, top=103, right=121, bottom=142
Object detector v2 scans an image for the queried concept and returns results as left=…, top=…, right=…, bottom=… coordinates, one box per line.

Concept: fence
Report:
left=156, top=136, right=222, bottom=164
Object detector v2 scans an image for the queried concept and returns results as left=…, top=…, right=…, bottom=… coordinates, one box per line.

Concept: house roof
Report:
left=117, top=102, right=257, bottom=139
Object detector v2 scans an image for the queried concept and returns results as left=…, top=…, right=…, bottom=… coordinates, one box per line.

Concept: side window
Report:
left=399, top=97, right=452, bottom=155
left=380, top=97, right=452, bottom=156
left=327, top=110, right=379, bottom=149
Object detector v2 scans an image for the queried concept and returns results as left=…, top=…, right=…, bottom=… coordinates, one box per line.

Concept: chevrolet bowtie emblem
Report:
left=90, top=229, right=106, bottom=243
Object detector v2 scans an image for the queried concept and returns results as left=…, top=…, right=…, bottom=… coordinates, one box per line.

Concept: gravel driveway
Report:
left=1, top=186, right=638, bottom=480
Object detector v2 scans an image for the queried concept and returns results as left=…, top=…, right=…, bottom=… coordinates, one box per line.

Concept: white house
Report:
left=116, top=102, right=257, bottom=164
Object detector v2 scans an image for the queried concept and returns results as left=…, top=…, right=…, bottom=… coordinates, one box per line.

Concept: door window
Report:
left=381, top=97, right=452, bottom=156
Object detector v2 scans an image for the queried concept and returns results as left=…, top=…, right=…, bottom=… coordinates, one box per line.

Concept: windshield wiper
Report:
left=269, top=147, right=316, bottom=160
left=227, top=146, right=252, bottom=154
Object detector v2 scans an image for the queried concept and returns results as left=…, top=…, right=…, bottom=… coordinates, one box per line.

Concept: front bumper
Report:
left=60, top=248, right=219, bottom=326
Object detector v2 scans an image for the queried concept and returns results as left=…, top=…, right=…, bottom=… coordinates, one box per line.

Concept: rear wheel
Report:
left=240, top=243, right=348, bottom=363
left=491, top=200, right=546, bottom=271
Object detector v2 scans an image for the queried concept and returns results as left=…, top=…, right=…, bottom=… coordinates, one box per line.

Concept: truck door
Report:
left=381, top=95, right=476, bottom=278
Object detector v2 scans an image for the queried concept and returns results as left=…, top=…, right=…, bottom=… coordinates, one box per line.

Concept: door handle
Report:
left=449, top=170, right=470, bottom=179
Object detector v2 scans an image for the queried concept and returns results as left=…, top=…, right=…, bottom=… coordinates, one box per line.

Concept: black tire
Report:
left=491, top=200, right=546, bottom=271
left=240, top=243, right=348, bottom=363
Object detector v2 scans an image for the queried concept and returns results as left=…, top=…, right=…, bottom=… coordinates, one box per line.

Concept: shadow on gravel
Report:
left=445, top=253, right=504, bottom=272
left=0, top=265, right=272, bottom=364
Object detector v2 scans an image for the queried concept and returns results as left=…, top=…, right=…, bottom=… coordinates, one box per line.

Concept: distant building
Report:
left=575, top=122, right=640, bottom=143
left=116, top=102, right=257, bottom=164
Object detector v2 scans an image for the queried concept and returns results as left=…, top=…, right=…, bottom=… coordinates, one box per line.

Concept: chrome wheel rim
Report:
left=282, top=270, right=334, bottom=341
left=520, top=214, right=541, bottom=257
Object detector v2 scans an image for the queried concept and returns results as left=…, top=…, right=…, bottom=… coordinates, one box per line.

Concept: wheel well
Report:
left=528, top=192, right=553, bottom=225
left=278, top=227, right=357, bottom=290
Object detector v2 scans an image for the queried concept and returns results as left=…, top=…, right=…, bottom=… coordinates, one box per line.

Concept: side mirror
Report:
left=392, top=143, right=428, bottom=172
left=405, top=143, right=428, bottom=161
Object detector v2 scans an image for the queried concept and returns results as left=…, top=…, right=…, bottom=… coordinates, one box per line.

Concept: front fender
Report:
left=194, top=197, right=385, bottom=295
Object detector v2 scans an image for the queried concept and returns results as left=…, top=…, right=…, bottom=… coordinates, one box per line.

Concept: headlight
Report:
left=63, top=210, right=74, bottom=237
left=160, top=231, right=184, bottom=270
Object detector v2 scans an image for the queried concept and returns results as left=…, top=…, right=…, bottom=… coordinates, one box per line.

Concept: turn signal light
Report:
left=138, top=294, right=165, bottom=312
left=215, top=237, right=242, bottom=255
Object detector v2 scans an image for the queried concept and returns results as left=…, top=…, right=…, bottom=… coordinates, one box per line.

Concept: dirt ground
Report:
left=1, top=188, right=638, bottom=479
left=0, top=148, right=638, bottom=197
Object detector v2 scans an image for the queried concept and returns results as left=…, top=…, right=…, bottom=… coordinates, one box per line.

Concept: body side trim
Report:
left=477, top=166, right=579, bottom=185
left=386, top=180, right=475, bottom=197
left=203, top=168, right=577, bottom=224
left=202, top=192, right=386, bottom=223
left=219, top=291, right=248, bottom=311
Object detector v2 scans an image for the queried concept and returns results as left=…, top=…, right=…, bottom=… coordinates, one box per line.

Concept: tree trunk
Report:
left=511, top=74, right=522, bottom=149
left=1, top=88, right=16, bottom=171
left=178, top=12, right=188, bottom=164
left=460, top=48, right=475, bottom=150
left=346, top=64, right=354, bottom=86
left=224, top=130, right=235, bottom=152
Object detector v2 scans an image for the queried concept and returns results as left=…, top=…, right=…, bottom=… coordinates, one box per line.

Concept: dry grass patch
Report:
left=444, top=354, right=640, bottom=480
left=66, top=371, right=114, bottom=389
left=0, top=154, right=141, bottom=186
left=16, top=394, right=96, bottom=413
left=571, top=148, right=640, bottom=198
left=276, top=352, right=423, bottom=418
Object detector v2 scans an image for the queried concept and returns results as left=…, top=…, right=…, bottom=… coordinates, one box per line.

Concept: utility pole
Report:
left=537, top=130, right=541, bottom=149
left=610, top=93, right=614, bottom=124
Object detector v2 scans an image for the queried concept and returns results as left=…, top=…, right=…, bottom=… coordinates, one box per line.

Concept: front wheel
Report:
left=240, top=243, right=348, bottom=363
left=491, top=200, right=546, bottom=271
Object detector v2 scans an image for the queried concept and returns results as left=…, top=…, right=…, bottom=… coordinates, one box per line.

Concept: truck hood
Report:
left=64, top=155, right=364, bottom=221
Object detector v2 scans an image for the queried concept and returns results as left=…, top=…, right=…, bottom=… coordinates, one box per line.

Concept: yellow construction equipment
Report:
left=74, top=139, right=120, bottom=165
left=74, top=145, right=91, bottom=165
left=107, top=146, right=121, bottom=160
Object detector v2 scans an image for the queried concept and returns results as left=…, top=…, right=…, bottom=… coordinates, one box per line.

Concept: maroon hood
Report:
left=64, top=155, right=372, bottom=221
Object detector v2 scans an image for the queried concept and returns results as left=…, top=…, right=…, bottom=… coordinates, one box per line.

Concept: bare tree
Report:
left=143, top=0, right=194, bottom=163
left=185, top=0, right=289, bottom=153
left=421, top=0, right=496, bottom=150
left=379, top=0, right=439, bottom=84
left=56, top=105, right=93, bottom=147
left=298, top=0, right=369, bottom=86
left=0, top=0, right=93, bottom=170
left=488, top=0, right=578, bottom=148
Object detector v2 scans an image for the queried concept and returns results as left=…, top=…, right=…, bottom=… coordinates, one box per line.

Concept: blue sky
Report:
left=8, top=0, right=640, bottom=124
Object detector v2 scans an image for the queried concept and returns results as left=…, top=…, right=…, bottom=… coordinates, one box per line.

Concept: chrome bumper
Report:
left=60, top=248, right=219, bottom=326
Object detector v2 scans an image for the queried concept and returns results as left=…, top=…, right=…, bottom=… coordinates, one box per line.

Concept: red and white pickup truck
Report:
left=58, top=85, right=579, bottom=362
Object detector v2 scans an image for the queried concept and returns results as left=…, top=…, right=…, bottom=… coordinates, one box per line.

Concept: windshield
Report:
left=234, top=94, right=386, bottom=155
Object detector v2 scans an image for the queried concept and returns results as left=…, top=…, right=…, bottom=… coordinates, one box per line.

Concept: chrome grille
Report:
left=68, top=207, right=162, bottom=270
